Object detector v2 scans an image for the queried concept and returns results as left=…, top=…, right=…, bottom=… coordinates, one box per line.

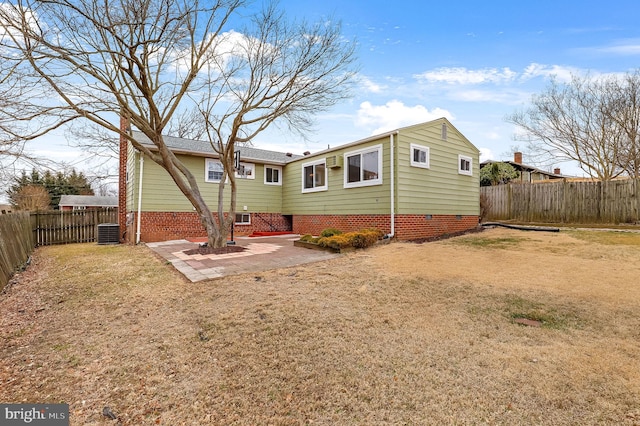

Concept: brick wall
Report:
left=293, top=214, right=391, bottom=236
left=126, top=211, right=477, bottom=242
left=292, top=214, right=478, bottom=240
left=394, top=214, right=478, bottom=240
left=128, top=211, right=293, bottom=243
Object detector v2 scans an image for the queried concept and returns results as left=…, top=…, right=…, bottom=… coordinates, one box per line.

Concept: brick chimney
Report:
left=118, top=114, right=130, bottom=243
left=514, top=152, right=523, bottom=164
left=554, top=168, right=561, bottom=175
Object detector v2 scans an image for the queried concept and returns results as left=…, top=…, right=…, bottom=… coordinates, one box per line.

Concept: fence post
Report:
left=507, top=183, right=512, bottom=220
left=562, top=179, right=567, bottom=223
left=636, top=178, right=640, bottom=224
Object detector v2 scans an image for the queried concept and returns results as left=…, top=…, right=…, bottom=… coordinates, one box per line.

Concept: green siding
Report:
left=283, top=119, right=479, bottom=216
left=132, top=154, right=282, bottom=213
left=126, top=118, right=479, bottom=217
left=282, top=138, right=391, bottom=215
left=395, top=120, right=480, bottom=215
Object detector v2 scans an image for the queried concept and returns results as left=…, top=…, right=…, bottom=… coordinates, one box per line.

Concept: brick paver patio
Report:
left=147, top=235, right=339, bottom=282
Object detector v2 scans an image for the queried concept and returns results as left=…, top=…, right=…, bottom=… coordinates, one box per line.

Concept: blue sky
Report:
left=251, top=0, right=640, bottom=176
left=17, top=0, right=640, bottom=184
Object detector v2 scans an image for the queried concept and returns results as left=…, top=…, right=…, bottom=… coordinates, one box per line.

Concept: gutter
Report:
left=136, top=154, right=144, bottom=244
left=387, top=131, right=399, bottom=239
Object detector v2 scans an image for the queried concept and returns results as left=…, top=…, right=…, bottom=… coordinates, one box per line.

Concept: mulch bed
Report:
left=183, top=245, right=246, bottom=256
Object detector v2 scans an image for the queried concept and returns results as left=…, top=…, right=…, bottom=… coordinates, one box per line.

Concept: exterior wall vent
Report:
left=326, top=155, right=343, bottom=168
left=97, top=223, right=120, bottom=244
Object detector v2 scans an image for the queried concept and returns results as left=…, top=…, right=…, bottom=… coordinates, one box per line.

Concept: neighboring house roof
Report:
left=131, top=131, right=303, bottom=164
left=480, top=159, right=566, bottom=177
left=480, top=152, right=568, bottom=179
left=59, top=195, right=118, bottom=208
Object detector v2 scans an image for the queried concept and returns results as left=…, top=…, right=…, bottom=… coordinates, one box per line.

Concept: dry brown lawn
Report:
left=1, top=228, right=640, bottom=425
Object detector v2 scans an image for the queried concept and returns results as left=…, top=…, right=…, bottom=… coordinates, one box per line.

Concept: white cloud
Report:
left=575, top=38, right=640, bottom=56
left=479, top=147, right=493, bottom=162
left=356, top=100, right=453, bottom=135
left=485, top=131, right=501, bottom=141
left=358, top=75, right=385, bottom=93
left=449, top=88, right=531, bottom=104
left=414, top=67, right=517, bottom=85
left=520, top=63, right=579, bottom=83
left=413, top=63, right=586, bottom=87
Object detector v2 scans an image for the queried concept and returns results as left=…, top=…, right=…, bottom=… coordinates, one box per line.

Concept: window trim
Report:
left=343, top=144, right=383, bottom=189
left=235, top=162, right=255, bottom=180
left=205, top=158, right=225, bottom=183
left=264, top=165, right=282, bottom=186
left=458, top=154, right=473, bottom=176
left=301, top=159, right=328, bottom=193
left=410, top=143, right=430, bottom=169
left=235, top=213, right=251, bottom=225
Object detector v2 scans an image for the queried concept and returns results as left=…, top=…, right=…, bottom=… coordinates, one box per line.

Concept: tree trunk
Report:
left=200, top=214, right=228, bottom=248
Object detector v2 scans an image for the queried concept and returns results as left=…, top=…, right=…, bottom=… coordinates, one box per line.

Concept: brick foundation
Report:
left=394, top=214, right=479, bottom=240
left=292, top=214, right=479, bottom=241
left=127, top=211, right=292, bottom=243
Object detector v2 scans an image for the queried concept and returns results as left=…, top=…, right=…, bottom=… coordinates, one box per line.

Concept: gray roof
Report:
left=131, top=131, right=302, bottom=164
left=58, top=195, right=118, bottom=207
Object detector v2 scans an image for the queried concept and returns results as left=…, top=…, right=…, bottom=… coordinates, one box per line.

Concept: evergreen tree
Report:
left=8, top=168, right=94, bottom=209
left=480, top=162, right=520, bottom=186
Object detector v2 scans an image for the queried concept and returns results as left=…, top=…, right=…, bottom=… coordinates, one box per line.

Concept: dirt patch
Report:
left=183, top=245, right=246, bottom=256
left=1, top=230, right=640, bottom=424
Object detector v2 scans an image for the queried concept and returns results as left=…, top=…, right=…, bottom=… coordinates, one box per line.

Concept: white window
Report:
left=410, top=143, right=430, bottom=169
left=302, top=159, right=327, bottom=193
left=235, top=162, right=255, bottom=179
left=73, top=205, right=86, bottom=210
left=441, top=122, right=448, bottom=140
left=264, top=166, right=282, bottom=186
left=205, top=159, right=224, bottom=182
left=458, top=155, right=473, bottom=176
left=344, top=145, right=382, bottom=188
left=235, top=213, right=251, bottom=224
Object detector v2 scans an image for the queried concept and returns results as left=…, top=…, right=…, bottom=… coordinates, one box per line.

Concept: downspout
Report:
left=387, top=132, right=398, bottom=239
left=136, top=154, right=144, bottom=244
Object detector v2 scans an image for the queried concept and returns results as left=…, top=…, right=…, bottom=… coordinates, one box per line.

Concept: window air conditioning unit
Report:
left=97, top=223, right=120, bottom=244
left=326, top=155, right=342, bottom=168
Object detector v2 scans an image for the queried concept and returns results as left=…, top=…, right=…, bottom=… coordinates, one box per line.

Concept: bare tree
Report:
left=0, top=0, right=357, bottom=247
left=14, top=184, right=50, bottom=211
left=165, top=109, right=207, bottom=141
left=606, top=71, right=640, bottom=178
left=507, top=74, right=628, bottom=181
left=0, top=51, right=53, bottom=182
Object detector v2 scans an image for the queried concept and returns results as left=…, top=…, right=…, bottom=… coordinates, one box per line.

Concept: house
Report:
left=118, top=118, right=480, bottom=243
left=59, top=195, right=118, bottom=211
left=0, top=204, right=12, bottom=214
left=480, top=152, right=566, bottom=183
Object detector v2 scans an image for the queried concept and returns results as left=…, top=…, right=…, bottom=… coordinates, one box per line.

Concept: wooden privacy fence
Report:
left=32, top=209, right=119, bottom=246
left=481, top=179, right=640, bottom=224
left=0, top=212, right=35, bottom=291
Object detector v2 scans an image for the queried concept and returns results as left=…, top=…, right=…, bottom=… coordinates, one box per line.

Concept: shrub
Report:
left=318, top=234, right=351, bottom=249
left=317, top=228, right=383, bottom=250
left=349, top=228, right=383, bottom=248
left=299, top=234, right=320, bottom=243
left=320, top=228, right=342, bottom=238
